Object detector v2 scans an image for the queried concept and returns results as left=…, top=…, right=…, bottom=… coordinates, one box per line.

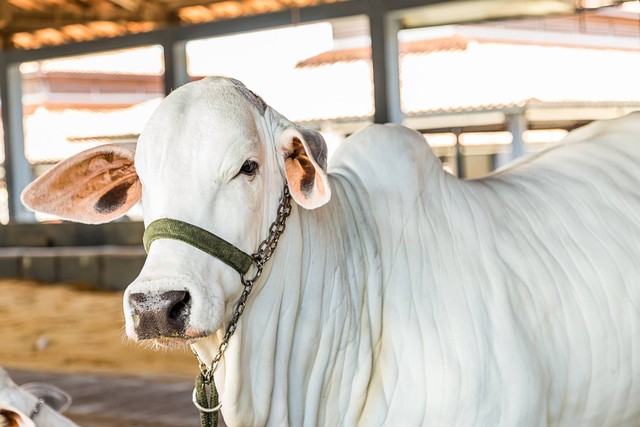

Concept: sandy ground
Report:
left=0, top=279, right=199, bottom=378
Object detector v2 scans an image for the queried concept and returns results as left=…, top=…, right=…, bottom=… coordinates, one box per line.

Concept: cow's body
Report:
left=21, top=77, right=640, bottom=426
left=216, top=116, right=640, bottom=426
left=324, top=118, right=640, bottom=426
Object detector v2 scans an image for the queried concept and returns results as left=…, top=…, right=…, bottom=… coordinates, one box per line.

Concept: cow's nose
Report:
left=129, top=290, right=191, bottom=339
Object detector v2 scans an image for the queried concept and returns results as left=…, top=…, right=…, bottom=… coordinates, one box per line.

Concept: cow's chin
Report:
left=149, top=329, right=213, bottom=349
left=152, top=337, right=192, bottom=348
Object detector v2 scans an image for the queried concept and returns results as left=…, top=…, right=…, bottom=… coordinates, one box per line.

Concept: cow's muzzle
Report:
left=129, top=290, right=192, bottom=340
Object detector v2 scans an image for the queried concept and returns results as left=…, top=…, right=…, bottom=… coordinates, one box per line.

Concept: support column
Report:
left=506, top=112, right=527, bottom=160
left=0, top=58, right=35, bottom=223
left=494, top=112, right=528, bottom=169
left=453, top=128, right=464, bottom=178
left=162, top=35, right=189, bottom=96
left=369, top=0, right=403, bottom=124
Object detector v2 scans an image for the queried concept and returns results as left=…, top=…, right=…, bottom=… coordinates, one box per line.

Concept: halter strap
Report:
left=143, top=218, right=253, bottom=275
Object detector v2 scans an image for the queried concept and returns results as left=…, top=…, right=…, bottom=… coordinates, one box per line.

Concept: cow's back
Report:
left=468, top=111, right=640, bottom=426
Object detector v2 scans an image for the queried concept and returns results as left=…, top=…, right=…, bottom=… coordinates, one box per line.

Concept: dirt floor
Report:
left=0, top=279, right=199, bottom=378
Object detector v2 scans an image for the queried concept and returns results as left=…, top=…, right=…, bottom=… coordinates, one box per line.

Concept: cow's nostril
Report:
left=129, top=290, right=192, bottom=339
left=169, top=291, right=191, bottom=321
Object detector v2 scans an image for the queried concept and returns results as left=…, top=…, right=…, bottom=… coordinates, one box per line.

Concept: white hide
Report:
left=0, top=369, right=77, bottom=427
left=21, top=77, right=640, bottom=426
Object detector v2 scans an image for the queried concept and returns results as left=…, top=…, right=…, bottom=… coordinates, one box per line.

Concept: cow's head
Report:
left=21, top=77, right=331, bottom=351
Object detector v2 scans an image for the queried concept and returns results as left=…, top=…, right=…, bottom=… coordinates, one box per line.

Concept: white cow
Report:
left=0, top=368, right=77, bottom=427
left=21, top=77, right=640, bottom=426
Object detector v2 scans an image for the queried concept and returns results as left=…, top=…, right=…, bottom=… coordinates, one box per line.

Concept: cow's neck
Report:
left=213, top=175, right=380, bottom=426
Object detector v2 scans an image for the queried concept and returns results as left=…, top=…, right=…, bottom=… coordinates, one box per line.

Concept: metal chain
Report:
left=194, top=185, right=292, bottom=380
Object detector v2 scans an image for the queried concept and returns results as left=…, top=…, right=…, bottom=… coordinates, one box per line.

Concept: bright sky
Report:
left=187, top=23, right=333, bottom=76
left=186, top=23, right=334, bottom=105
left=22, top=46, right=165, bottom=75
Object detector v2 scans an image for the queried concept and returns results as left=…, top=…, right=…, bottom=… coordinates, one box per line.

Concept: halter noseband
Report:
left=143, top=218, right=253, bottom=275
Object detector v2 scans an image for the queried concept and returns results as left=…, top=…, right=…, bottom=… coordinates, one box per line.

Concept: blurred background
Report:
left=0, top=0, right=638, bottom=425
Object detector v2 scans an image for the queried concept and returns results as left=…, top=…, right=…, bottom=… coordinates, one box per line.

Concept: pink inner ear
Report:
left=0, top=408, right=35, bottom=427
left=284, top=155, right=330, bottom=210
left=279, top=129, right=331, bottom=210
left=21, top=144, right=141, bottom=224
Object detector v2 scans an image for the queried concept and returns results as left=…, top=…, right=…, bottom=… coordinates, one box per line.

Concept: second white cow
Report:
left=0, top=368, right=76, bottom=427
left=22, top=77, right=640, bottom=426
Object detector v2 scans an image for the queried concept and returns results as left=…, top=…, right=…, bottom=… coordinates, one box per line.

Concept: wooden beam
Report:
left=8, top=0, right=49, bottom=12
left=0, top=1, right=13, bottom=30
left=34, top=27, right=67, bottom=45
left=61, top=23, right=99, bottom=41
left=108, top=0, right=141, bottom=12
left=2, top=15, right=162, bottom=37
left=5, top=9, right=157, bottom=25
left=2, top=0, right=171, bottom=34
left=11, top=31, right=41, bottom=49
left=2, top=0, right=360, bottom=50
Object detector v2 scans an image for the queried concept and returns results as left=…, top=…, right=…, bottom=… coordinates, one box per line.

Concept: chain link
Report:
left=195, top=185, right=292, bottom=381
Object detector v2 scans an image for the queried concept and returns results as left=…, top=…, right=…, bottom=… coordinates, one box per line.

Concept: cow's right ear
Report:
left=21, top=144, right=141, bottom=224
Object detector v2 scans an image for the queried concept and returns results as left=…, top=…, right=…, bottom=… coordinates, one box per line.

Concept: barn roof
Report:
left=5, top=1, right=638, bottom=52
left=0, top=0, right=344, bottom=51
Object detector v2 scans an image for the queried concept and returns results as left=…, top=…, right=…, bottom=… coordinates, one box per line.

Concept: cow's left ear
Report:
left=277, top=126, right=331, bottom=209
left=0, top=407, right=36, bottom=427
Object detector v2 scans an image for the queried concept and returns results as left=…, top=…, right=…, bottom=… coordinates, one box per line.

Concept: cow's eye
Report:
left=239, top=160, right=259, bottom=176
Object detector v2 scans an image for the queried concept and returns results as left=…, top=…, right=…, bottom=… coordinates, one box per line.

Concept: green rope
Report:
left=195, top=372, right=219, bottom=427
left=143, top=218, right=253, bottom=275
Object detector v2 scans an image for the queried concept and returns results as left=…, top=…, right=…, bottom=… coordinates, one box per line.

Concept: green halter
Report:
left=143, top=218, right=253, bottom=275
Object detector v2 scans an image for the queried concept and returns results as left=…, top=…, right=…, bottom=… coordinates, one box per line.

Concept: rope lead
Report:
left=195, top=372, right=220, bottom=427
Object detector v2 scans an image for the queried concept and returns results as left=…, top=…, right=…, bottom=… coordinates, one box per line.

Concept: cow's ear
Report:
left=21, top=144, right=141, bottom=224
left=0, top=407, right=36, bottom=427
left=277, top=126, right=331, bottom=209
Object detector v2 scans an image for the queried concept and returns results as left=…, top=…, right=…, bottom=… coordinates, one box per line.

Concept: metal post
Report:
left=506, top=112, right=527, bottom=160
left=162, top=33, right=189, bottom=96
left=454, top=128, right=464, bottom=178
left=369, top=0, right=403, bottom=124
left=0, top=57, right=35, bottom=223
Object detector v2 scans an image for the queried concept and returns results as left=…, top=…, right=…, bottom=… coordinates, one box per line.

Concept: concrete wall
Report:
left=0, top=222, right=145, bottom=290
